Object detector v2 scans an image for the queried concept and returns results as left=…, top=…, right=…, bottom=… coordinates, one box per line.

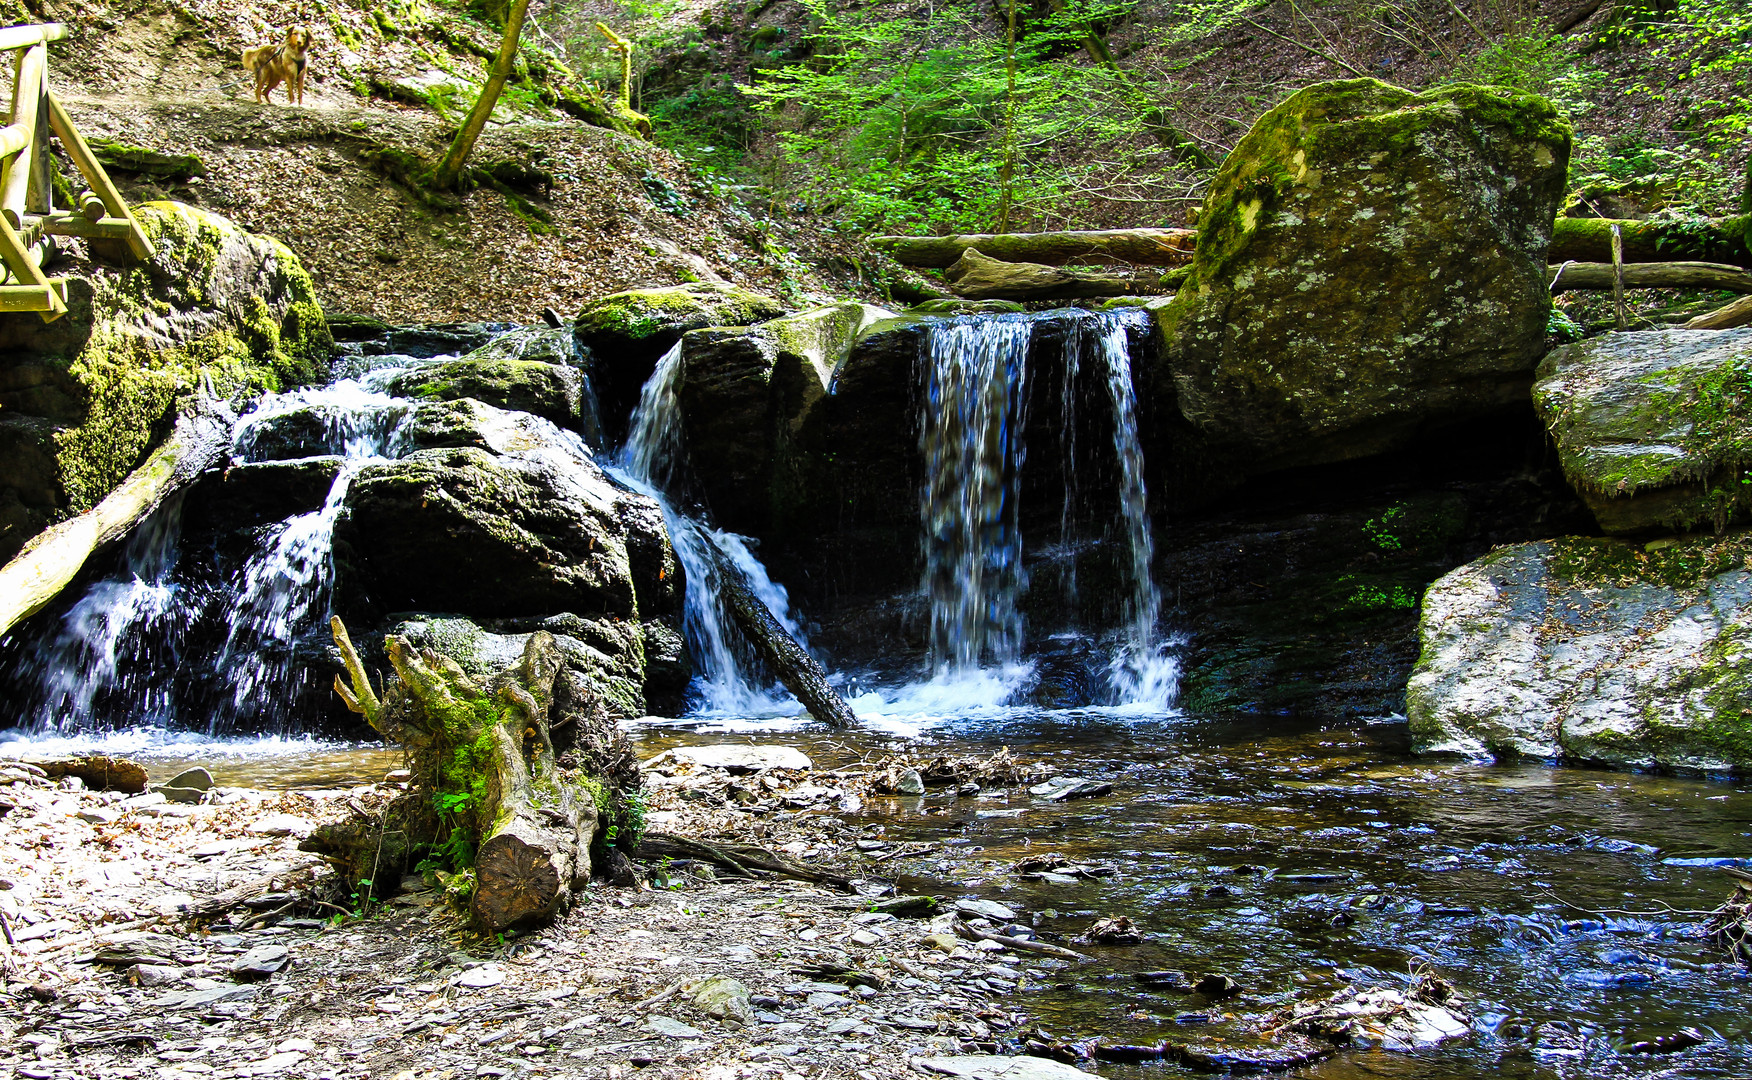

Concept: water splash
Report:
left=616, top=341, right=803, bottom=717
left=20, top=496, right=191, bottom=732
left=1094, top=308, right=1177, bottom=709
left=919, top=315, right=1032, bottom=672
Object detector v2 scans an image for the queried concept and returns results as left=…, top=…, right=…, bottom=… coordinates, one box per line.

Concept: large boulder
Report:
left=388, top=613, right=651, bottom=719
left=575, top=282, right=784, bottom=441
left=1150, top=80, right=1570, bottom=473
left=385, top=352, right=586, bottom=433
left=0, top=201, right=330, bottom=561
left=1406, top=534, right=1752, bottom=771
left=1534, top=328, right=1752, bottom=534
left=334, top=402, right=679, bottom=620
left=678, top=302, right=894, bottom=532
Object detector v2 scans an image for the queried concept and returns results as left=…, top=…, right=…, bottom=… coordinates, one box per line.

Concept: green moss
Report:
left=576, top=284, right=784, bottom=341
left=1546, top=532, right=1752, bottom=590
left=86, top=138, right=205, bottom=181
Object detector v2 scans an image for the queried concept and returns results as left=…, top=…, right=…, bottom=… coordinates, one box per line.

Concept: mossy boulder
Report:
left=1533, top=328, right=1752, bottom=534
left=386, top=356, right=586, bottom=432
left=677, top=302, right=895, bottom=533
left=335, top=436, right=676, bottom=622
left=1151, top=79, right=1570, bottom=474
left=0, top=201, right=330, bottom=562
left=575, top=282, right=784, bottom=441
left=1407, top=533, right=1752, bottom=771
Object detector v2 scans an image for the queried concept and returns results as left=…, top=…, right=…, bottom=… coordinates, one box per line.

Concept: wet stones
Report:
left=661, top=745, right=814, bottom=773
left=1028, top=777, right=1113, bottom=801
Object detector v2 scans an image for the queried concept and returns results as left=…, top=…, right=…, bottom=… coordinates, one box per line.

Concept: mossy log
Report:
left=871, top=228, right=1194, bottom=268
left=1549, top=261, right=1752, bottom=293
left=0, top=396, right=231, bottom=640
left=1549, top=216, right=1752, bottom=266
left=634, top=832, right=856, bottom=890
left=1686, top=293, right=1752, bottom=330
left=311, top=617, right=637, bottom=932
left=695, top=527, right=857, bottom=730
left=945, top=248, right=1169, bottom=301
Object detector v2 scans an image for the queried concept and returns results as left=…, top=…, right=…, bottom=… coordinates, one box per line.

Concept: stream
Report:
left=12, top=711, right=1750, bottom=1080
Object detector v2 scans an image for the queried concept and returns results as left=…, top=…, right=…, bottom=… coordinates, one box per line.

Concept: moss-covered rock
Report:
left=0, top=201, right=331, bottom=562
left=677, top=302, right=895, bottom=533
left=575, top=282, right=784, bottom=441
left=386, top=355, right=586, bottom=431
left=1151, top=79, right=1569, bottom=473
left=1407, top=533, right=1752, bottom=772
left=1533, top=328, right=1752, bottom=534
left=388, top=613, right=650, bottom=720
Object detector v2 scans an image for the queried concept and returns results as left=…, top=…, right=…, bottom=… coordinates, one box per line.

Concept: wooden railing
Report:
left=0, top=23, right=153, bottom=323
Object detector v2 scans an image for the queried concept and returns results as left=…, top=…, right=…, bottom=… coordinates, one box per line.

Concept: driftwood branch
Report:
left=951, top=916, right=1086, bottom=959
left=0, top=396, right=232, bottom=639
left=871, top=228, right=1194, bottom=269
left=945, top=247, right=1167, bottom=301
left=635, top=831, right=857, bottom=891
left=1687, top=294, right=1752, bottom=330
left=695, top=526, right=857, bottom=730
left=1548, top=261, right=1752, bottom=294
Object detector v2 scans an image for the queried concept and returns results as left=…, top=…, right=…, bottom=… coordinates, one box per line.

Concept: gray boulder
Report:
left=1534, top=328, right=1752, bottom=534
left=1407, top=534, right=1752, bottom=771
left=386, top=354, right=585, bottom=433
left=1151, top=79, right=1570, bottom=473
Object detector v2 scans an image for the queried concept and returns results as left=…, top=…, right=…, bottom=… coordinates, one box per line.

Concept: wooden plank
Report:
left=0, top=208, right=64, bottom=320
left=1549, top=261, right=1752, bottom=294
left=34, top=211, right=132, bottom=239
left=0, top=278, right=65, bottom=311
left=0, top=122, right=29, bottom=158
left=26, top=73, right=50, bottom=214
left=1, top=43, right=45, bottom=227
left=44, top=91, right=151, bottom=260
left=0, top=24, right=67, bottom=52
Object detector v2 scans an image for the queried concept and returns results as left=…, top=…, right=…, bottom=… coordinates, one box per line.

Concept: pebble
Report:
left=644, top=1015, right=705, bottom=1039
left=230, top=944, right=290, bottom=980
left=78, top=807, right=122, bottom=825
left=456, top=966, right=505, bottom=988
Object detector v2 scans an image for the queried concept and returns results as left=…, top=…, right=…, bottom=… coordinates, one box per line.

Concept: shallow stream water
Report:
left=18, top=711, right=1750, bottom=1079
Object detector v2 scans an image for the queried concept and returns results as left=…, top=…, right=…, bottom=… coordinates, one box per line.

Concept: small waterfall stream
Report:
left=614, top=342, right=809, bottom=717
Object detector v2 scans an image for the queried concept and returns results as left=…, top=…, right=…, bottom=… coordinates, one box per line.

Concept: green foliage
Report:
left=745, top=0, right=1180, bottom=233
left=1548, top=305, right=1585, bottom=344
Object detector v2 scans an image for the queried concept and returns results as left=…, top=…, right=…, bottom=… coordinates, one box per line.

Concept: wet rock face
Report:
left=1407, top=533, right=1752, bottom=771
left=575, top=282, right=784, bottom=443
left=386, top=350, right=586, bottom=432
left=0, top=201, right=330, bottom=562
left=677, top=302, right=895, bottom=534
left=335, top=409, right=676, bottom=621
left=1534, top=328, right=1752, bottom=534
left=1152, top=79, right=1570, bottom=474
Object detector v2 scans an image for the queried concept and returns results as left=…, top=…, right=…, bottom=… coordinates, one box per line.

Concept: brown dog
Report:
left=243, top=27, right=312, bottom=104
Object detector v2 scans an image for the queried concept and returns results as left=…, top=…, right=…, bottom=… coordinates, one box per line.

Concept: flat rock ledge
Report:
left=1406, top=534, right=1752, bottom=771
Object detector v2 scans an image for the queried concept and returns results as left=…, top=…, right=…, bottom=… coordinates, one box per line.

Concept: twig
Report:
left=1241, top=16, right=1366, bottom=77
left=952, top=917, right=1087, bottom=960
left=1535, top=888, right=1715, bottom=919
left=631, top=981, right=682, bottom=1012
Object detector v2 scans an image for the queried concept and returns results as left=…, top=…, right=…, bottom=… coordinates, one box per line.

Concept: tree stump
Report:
left=304, top=617, right=639, bottom=933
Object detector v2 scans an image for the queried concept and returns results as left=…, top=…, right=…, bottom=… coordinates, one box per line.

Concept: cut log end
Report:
left=474, top=828, right=569, bottom=932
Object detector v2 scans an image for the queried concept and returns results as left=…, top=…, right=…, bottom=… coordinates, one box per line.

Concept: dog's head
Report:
left=283, top=26, right=312, bottom=55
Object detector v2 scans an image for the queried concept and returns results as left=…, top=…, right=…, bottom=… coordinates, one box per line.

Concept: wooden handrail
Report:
left=0, top=24, right=65, bottom=51
left=0, top=22, right=154, bottom=319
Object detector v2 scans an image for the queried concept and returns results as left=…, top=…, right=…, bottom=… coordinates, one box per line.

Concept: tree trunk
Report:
left=309, top=618, right=636, bottom=932
left=0, top=396, right=231, bottom=640
left=945, top=247, right=1168, bottom=301
left=1549, top=261, right=1752, bottom=293
left=1686, top=294, right=1752, bottom=330
left=1549, top=216, right=1752, bottom=266
left=433, top=0, right=533, bottom=190
left=871, top=228, right=1194, bottom=268
left=694, top=527, right=857, bottom=729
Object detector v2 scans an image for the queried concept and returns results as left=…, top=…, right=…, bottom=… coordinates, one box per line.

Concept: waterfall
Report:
left=1095, top=309, right=1177, bottom=709
left=613, top=342, right=807, bottom=716
left=913, top=307, right=1176, bottom=709
left=919, top=315, right=1032, bottom=672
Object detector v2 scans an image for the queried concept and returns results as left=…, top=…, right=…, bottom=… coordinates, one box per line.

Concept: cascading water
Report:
left=613, top=342, right=809, bottom=717
left=913, top=307, right=1176, bottom=709
left=919, top=315, right=1033, bottom=672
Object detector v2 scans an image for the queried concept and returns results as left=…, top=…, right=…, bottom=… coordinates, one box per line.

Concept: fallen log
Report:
left=25, top=754, right=148, bottom=793
left=871, top=228, right=1194, bottom=269
left=308, top=617, right=641, bottom=933
left=634, top=831, right=857, bottom=891
left=945, top=247, right=1168, bottom=301
left=1686, top=293, right=1752, bottom=330
left=694, top=525, right=857, bottom=729
left=951, top=915, right=1087, bottom=960
left=0, top=396, right=232, bottom=640
left=1550, top=261, right=1752, bottom=294
left=1550, top=216, right=1752, bottom=266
